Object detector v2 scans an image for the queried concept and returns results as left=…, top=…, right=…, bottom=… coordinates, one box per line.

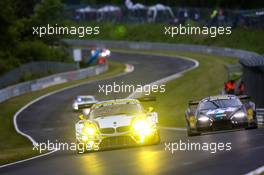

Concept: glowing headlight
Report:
left=101, top=52, right=107, bottom=57
left=81, top=135, right=88, bottom=142
left=77, top=98, right=82, bottom=102
left=84, top=126, right=96, bottom=135
left=83, top=125, right=96, bottom=136
left=198, top=115, right=210, bottom=122
left=132, top=119, right=152, bottom=136
left=105, top=49, right=111, bottom=56
left=233, top=111, right=246, bottom=118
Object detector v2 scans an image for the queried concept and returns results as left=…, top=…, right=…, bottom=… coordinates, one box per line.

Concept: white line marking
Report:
left=0, top=64, right=133, bottom=168
left=245, top=166, right=264, bottom=175
left=0, top=149, right=57, bottom=169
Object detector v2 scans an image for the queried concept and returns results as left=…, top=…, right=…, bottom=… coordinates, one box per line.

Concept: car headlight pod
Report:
left=132, top=118, right=153, bottom=136
left=83, top=124, right=98, bottom=136
left=232, top=111, right=246, bottom=119
left=198, top=115, right=210, bottom=122
left=85, top=127, right=95, bottom=135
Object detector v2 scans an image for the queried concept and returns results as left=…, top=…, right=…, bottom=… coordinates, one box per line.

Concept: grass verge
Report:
left=0, top=61, right=125, bottom=165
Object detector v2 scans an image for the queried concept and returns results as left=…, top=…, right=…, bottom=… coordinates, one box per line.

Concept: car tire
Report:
left=187, top=130, right=201, bottom=137
left=187, top=122, right=200, bottom=137
left=246, top=123, right=258, bottom=130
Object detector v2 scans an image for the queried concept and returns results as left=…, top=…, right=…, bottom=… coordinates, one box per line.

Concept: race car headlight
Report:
left=82, top=124, right=97, bottom=136
left=81, top=135, right=88, bottom=142
left=198, top=115, right=210, bottom=122
left=232, top=111, right=246, bottom=119
left=84, top=127, right=96, bottom=135
left=101, top=52, right=107, bottom=57
left=77, top=98, right=82, bottom=102
left=132, top=118, right=153, bottom=136
left=105, top=49, right=111, bottom=56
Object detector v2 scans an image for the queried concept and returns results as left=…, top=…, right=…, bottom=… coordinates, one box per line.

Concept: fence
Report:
left=0, top=64, right=108, bottom=103
left=0, top=61, right=77, bottom=89
left=64, top=39, right=264, bottom=108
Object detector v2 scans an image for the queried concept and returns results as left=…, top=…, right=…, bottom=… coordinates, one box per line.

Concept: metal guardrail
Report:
left=0, top=61, right=77, bottom=89
left=63, top=39, right=261, bottom=61
left=0, top=64, right=108, bottom=103
left=256, top=108, right=264, bottom=125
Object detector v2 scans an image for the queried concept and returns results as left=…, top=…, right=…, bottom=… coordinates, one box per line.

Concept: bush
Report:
left=15, top=40, right=72, bottom=64
left=0, top=52, right=20, bottom=75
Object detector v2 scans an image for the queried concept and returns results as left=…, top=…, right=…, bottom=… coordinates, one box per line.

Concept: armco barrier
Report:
left=0, top=61, right=77, bottom=89
left=0, top=64, right=108, bottom=103
left=63, top=39, right=260, bottom=61
left=64, top=39, right=264, bottom=108
left=257, top=108, right=264, bottom=125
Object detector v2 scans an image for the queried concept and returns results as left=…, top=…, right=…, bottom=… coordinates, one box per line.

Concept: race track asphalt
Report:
left=0, top=52, right=263, bottom=175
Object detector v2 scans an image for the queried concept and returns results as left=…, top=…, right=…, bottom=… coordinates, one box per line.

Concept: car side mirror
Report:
left=79, top=114, right=85, bottom=120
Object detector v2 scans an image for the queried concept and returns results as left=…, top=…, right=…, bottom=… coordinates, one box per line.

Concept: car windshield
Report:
left=83, top=97, right=94, bottom=101
left=89, top=104, right=142, bottom=119
left=76, top=97, right=94, bottom=102
left=199, top=99, right=242, bottom=110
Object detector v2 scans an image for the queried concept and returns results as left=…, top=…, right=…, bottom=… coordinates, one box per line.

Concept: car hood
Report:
left=94, top=115, right=134, bottom=128
left=201, top=107, right=240, bottom=119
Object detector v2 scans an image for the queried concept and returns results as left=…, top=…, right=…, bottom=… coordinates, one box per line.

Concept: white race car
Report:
left=72, top=95, right=97, bottom=111
left=75, top=98, right=160, bottom=153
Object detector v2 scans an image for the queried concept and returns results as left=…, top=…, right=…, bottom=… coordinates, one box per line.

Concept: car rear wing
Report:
left=238, top=95, right=251, bottom=104
left=78, top=103, right=95, bottom=109
left=137, top=96, right=156, bottom=102
left=238, top=95, right=250, bottom=100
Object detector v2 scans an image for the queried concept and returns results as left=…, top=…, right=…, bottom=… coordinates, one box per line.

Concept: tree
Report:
left=0, top=0, right=18, bottom=51
left=32, top=0, right=64, bottom=25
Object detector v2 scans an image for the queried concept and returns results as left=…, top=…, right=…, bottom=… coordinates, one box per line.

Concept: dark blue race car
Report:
left=185, top=95, right=258, bottom=136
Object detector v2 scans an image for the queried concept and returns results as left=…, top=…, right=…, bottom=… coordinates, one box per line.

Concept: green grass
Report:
left=66, top=22, right=264, bottom=54
left=0, top=61, right=125, bottom=165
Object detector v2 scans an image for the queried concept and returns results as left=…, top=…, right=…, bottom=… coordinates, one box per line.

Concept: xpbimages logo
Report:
left=164, top=24, right=232, bottom=38
left=98, top=82, right=166, bottom=95
left=32, top=24, right=100, bottom=37
left=32, top=140, right=95, bottom=154
left=164, top=140, right=232, bottom=154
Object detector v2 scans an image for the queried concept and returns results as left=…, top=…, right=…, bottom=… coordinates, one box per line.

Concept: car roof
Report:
left=92, top=98, right=139, bottom=109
